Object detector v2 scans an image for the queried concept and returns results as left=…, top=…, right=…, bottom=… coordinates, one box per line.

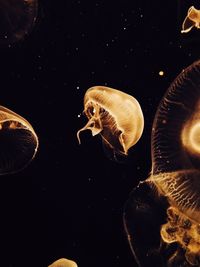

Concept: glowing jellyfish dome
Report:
left=0, top=105, right=38, bottom=175
left=77, top=86, right=144, bottom=160
left=124, top=60, right=200, bottom=266
left=48, top=258, right=78, bottom=267
left=0, top=0, right=38, bottom=45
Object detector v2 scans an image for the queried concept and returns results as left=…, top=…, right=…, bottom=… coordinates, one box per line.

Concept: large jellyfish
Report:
left=48, top=258, right=78, bottom=267
left=0, top=0, right=38, bottom=45
left=124, top=60, right=200, bottom=266
left=77, top=86, right=144, bottom=159
left=0, top=105, right=38, bottom=175
left=181, top=6, right=200, bottom=33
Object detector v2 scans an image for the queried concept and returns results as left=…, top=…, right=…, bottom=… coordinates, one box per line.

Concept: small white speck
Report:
left=159, top=70, right=164, bottom=76
left=140, top=14, right=143, bottom=18
left=78, top=114, right=81, bottom=118
left=4, top=35, right=7, bottom=39
left=76, top=86, right=80, bottom=90
left=123, top=27, right=126, bottom=30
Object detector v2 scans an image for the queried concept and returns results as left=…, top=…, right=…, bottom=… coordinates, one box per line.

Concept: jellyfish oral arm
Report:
left=77, top=117, right=102, bottom=144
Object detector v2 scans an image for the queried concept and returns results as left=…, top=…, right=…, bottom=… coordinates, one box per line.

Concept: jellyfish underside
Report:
left=77, top=102, right=126, bottom=156
left=124, top=60, right=200, bottom=266
left=181, top=6, right=200, bottom=33
left=48, top=258, right=78, bottom=267
left=161, top=206, right=200, bottom=266
left=0, top=105, right=38, bottom=174
left=0, top=0, right=38, bottom=45
left=77, top=86, right=144, bottom=159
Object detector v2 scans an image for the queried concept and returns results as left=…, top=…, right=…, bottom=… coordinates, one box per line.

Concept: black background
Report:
left=0, top=1, right=200, bottom=267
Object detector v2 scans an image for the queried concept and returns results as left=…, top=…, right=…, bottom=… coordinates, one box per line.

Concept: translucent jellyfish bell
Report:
left=124, top=60, right=200, bottom=266
left=150, top=60, right=200, bottom=224
left=77, top=86, right=144, bottom=157
left=0, top=0, right=38, bottom=45
left=181, top=6, right=200, bottom=33
left=48, top=258, right=78, bottom=267
left=0, top=105, right=38, bottom=175
left=149, top=60, right=200, bottom=265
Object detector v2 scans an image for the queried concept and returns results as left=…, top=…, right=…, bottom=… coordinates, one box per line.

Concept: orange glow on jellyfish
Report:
left=149, top=60, right=200, bottom=266
left=0, top=105, right=38, bottom=175
left=77, top=86, right=144, bottom=157
left=123, top=60, right=200, bottom=267
left=48, top=258, right=78, bottom=267
left=181, top=6, right=200, bottom=33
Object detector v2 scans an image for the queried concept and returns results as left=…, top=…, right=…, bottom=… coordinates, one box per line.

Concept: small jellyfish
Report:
left=181, top=6, right=200, bottom=33
left=0, top=105, right=38, bottom=175
left=77, top=86, right=144, bottom=158
left=48, top=258, right=78, bottom=267
left=0, top=0, right=38, bottom=45
left=124, top=60, right=200, bottom=266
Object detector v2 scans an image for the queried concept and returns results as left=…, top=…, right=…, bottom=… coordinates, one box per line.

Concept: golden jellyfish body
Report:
left=0, top=0, right=38, bottom=45
left=0, top=105, right=38, bottom=175
left=77, top=86, right=144, bottom=157
left=181, top=6, right=200, bottom=33
left=149, top=60, right=200, bottom=265
left=48, top=258, right=78, bottom=267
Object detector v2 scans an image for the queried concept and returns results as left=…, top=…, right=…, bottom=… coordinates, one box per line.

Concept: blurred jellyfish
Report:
left=48, top=258, right=78, bottom=267
left=124, top=60, right=200, bottom=266
left=0, top=0, right=38, bottom=45
left=0, top=105, right=38, bottom=175
left=77, top=86, right=144, bottom=159
left=181, top=6, right=200, bottom=33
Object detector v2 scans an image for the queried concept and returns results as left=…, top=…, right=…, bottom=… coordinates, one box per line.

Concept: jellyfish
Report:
left=124, top=60, right=200, bottom=266
left=48, top=258, right=78, bottom=267
left=77, top=86, right=144, bottom=159
left=0, top=105, right=38, bottom=175
left=181, top=6, right=200, bottom=33
left=0, top=0, right=38, bottom=45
